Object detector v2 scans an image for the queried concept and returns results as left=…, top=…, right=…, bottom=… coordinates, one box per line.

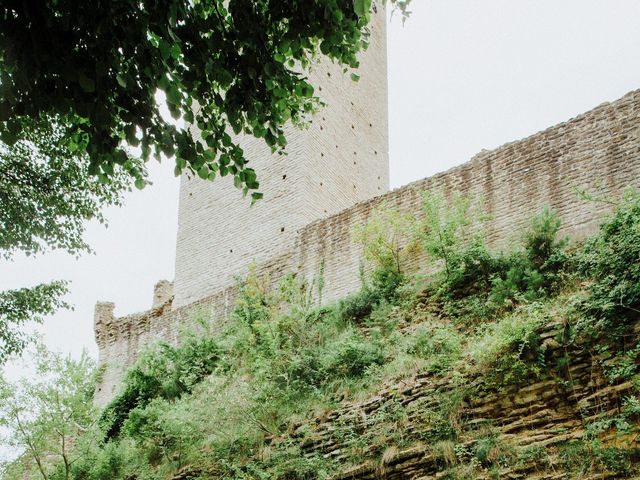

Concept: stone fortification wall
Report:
left=94, top=89, right=640, bottom=406
left=172, top=8, right=389, bottom=309
left=294, top=89, right=640, bottom=304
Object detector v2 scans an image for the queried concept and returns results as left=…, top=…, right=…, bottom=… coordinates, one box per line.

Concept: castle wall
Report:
left=172, top=9, right=389, bottom=309
left=94, top=89, right=640, bottom=407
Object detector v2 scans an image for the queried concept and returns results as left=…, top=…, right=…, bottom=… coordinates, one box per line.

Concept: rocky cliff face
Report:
left=288, top=320, right=639, bottom=479
left=167, top=311, right=639, bottom=480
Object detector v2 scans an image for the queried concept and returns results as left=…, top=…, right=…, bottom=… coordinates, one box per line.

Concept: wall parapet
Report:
left=94, top=88, right=640, bottom=407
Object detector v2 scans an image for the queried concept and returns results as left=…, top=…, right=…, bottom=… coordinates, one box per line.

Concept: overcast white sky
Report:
left=2, top=0, right=640, bottom=368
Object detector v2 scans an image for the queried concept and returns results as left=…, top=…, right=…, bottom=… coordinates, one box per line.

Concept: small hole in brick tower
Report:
left=282, top=174, right=286, bottom=180
left=354, top=161, right=356, bottom=165
left=375, top=150, right=378, bottom=155
left=320, top=182, right=323, bottom=186
left=320, top=126, right=323, bottom=131
left=351, top=125, right=354, bottom=129
left=378, top=176, right=380, bottom=180
left=280, top=227, right=285, bottom=232
left=369, top=123, right=373, bottom=127
left=230, top=249, right=233, bottom=253
left=327, top=72, right=331, bottom=77
left=321, top=152, right=324, bottom=157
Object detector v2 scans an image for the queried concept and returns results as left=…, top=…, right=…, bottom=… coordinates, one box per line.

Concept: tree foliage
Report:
left=0, top=0, right=408, bottom=201
left=0, top=0, right=409, bottom=361
left=0, top=282, right=69, bottom=365
left=0, top=120, right=135, bottom=258
left=0, top=120, right=135, bottom=363
left=0, top=345, right=99, bottom=480
left=576, top=188, right=640, bottom=334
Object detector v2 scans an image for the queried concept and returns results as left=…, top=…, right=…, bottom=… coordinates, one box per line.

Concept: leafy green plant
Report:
left=323, top=333, right=385, bottom=378
left=419, top=191, right=481, bottom=279
left=469, top=302, right=548, bottom=386
left=408, top=322, right=462, bottom=374
left=100, top=326, right=220, bottom=440
left=490, top=208, right=568, bottom=306
left=355, top=205, right=419, bottom=280
left=576, top=188, right=640, bottom=335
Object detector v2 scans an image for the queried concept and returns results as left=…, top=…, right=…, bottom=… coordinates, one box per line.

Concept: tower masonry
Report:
left=172, top=9, right=389, bottom=308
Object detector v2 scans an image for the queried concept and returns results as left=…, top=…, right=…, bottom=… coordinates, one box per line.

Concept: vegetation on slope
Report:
left=2, top=189, right=640, bottom=479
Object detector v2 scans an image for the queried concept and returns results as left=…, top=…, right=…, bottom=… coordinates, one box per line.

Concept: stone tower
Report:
left=172, top=9, right=389, bottom=308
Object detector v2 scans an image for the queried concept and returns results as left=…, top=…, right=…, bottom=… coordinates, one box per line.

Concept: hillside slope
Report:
left=4, top=190, right=640, bottom=480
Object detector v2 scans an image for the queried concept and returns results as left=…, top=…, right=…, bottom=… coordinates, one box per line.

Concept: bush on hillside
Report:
left=100, top=330, right=220, bottom=439
left=576, top=188, right=640, bottom=335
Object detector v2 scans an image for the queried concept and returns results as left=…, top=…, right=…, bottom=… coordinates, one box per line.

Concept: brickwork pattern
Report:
left=172, top=9, right=389, bottom=308
left=94, top=89, right=640, bottom=406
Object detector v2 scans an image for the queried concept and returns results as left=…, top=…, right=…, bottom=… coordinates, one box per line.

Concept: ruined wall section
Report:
left=95, top=89, right=640, bottom=406
left=172, top=9, right=389, bottom=309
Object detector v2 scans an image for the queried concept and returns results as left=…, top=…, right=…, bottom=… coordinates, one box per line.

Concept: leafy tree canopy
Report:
left=0, top=0, right=409, bottom=202
left=0, top=119, right=136, bottom=364
left=0, top=344, right=98, bottom=480
left=0, top=0, right=410, bottom=363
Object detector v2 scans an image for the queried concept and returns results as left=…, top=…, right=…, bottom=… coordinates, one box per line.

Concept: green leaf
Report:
left=159, top=39, right=171, bottom=61
left=203, top=149, right=216, bottom=161
left=78, top=74, right=95, bottom=93
left=135, top=177, right=146, bottom=189
left=167, top=85, right=181, bottom=105
left=170, top=44, right=181, bottom=60
left=251, top=192, right=264, bottom=204
left=102, top=162, right=114, bottom=175
left=197, top=165, right=210, bottom=179
left=351, top=73, right=360, bottom=82
left=116, top=73, right=127, bottom=88
left=1, top=129, right=18, bottom=146
left=354, top=0, right=372, bottom=18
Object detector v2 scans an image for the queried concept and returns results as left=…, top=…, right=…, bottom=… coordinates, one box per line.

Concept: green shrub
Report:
left=439, top=239, right=499, bottom=299
left=431, top=207, right=568, bottom=322
left=490, top=208, right=568, bottom=307
left=337, top=286, right=382, bottom=323
left=100, top=329, right=220, bottom=439
left=408, top=323, right=462, bottom=374
left=419, top=191, right=479, bottom=279
left=355, top=205, right=419, bottom=279
left=470, top=302, right=548, bottom=386
left=576, top=188, right=640, bottom=335
left=323, top=333, right=385, bottom=378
